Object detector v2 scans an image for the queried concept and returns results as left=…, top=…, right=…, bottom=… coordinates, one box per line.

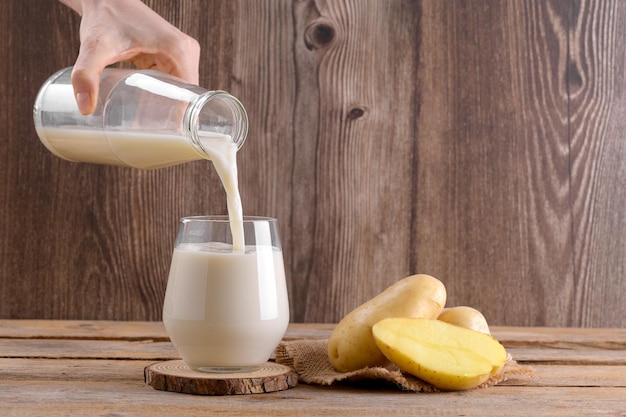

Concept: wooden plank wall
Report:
left=0, top=0, right=624, bottom=327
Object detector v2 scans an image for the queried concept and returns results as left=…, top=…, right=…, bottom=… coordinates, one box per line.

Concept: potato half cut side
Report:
left=372, top=317, right=507, bottom=391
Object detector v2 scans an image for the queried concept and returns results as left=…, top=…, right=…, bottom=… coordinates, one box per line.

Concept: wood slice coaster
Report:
left=144, top=360, right=298, bottom=395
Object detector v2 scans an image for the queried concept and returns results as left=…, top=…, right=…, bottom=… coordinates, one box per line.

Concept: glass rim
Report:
left=180, top=215, right=277, bottom=223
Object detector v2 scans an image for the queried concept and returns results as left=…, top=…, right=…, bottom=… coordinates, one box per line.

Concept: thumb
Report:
left=71, top=40, right=114, bottom=115
left=70, top=65, right=99, bottom=116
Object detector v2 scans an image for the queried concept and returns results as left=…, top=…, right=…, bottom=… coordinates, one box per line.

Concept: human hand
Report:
left=60, top=0, right=200, bottom=115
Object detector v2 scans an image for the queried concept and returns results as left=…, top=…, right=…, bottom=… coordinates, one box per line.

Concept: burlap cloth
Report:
left=275, top=338, right=533, bottom=392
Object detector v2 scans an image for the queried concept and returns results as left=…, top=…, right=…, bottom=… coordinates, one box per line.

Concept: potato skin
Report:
left=437, top=306, right=491, bottom=334
left=327, top=274, right=446, bottom=372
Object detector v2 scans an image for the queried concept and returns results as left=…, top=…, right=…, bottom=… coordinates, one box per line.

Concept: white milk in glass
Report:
left=163, top=242, right=289, bottom=370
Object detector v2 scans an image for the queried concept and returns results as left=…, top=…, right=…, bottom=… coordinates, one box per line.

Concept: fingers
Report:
left=131, top=32, right=201, bottom=85
left=66, top=0, right=202, bottom=116
left=172, top=36, right=201, bottom=85
left=72, top=34, right=200, bottom=116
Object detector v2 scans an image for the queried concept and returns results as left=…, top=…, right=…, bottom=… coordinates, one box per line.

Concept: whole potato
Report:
left=328, top=274, right=446, bottom=372
left=437, top=306, right=491, bottom=334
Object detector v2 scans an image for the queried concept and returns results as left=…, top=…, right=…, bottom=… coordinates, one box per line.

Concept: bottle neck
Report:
left=185, top=91, right=248, bottom=159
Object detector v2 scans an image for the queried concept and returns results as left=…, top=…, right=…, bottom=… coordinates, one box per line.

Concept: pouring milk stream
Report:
left=197, top=132, right=245, bottom=252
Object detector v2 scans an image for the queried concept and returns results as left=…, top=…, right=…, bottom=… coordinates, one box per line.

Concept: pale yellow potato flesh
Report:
left=328, top=274, right=446, bottom=372
left=438, top=306, right=491, bottom=334
left=372, top=317, right=507, bottom=391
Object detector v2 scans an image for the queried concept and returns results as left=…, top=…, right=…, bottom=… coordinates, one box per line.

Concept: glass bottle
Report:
left=33, top=67, right=248, bottom=169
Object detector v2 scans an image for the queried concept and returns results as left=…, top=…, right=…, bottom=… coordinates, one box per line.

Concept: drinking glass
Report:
left=163, top=216, right=289, bottom=372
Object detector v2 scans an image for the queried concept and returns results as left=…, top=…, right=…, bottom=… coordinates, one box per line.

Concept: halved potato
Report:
left=372, top=317, right=507, bottom=390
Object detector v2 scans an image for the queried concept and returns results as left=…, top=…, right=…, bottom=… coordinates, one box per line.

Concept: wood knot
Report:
left=567, top=60, right=583, bottom=93
left=347, top=107, right=366, bottom=120
left=304, top=21, right=336, bottom=50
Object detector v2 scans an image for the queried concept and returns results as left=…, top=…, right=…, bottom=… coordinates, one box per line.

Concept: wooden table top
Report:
left=1, top=320, right=624, bottom=416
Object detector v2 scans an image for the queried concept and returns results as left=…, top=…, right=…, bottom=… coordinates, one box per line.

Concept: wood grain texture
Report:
left=1, top=321, right=625, bottom=416
left=1, top=0, right=625, bottom=326
left=3, top=381, right=623, bottom=417
left=144, top=360, right=298, bottom=395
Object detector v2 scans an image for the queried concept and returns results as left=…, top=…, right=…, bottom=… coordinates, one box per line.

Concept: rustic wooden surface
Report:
left=1, top=320, right=625, bottom=416
left=1, top=0, right=626, bottom=326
